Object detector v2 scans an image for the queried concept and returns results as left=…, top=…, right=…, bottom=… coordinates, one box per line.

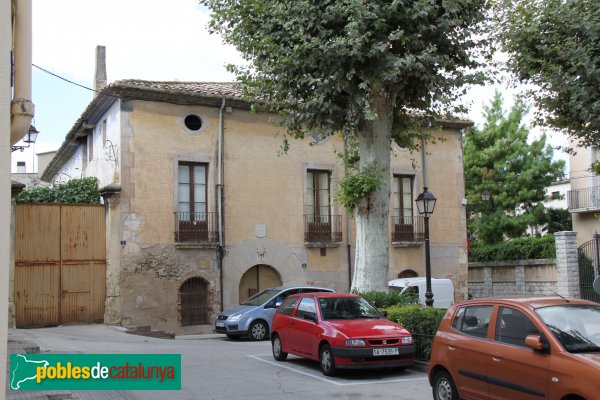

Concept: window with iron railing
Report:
left=175, top=162, right=218, bottom=243
left=391, top=175, right=423, bottom=242
left=305, top=170, right=342, bottom=243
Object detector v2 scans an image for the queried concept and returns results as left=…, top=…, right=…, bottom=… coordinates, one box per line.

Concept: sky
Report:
left=13, top=0, right=568, bottom=172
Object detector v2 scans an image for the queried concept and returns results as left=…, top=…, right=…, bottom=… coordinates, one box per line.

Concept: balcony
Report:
left=174, top=212, right=219, bottom=246
left=391, top=215, right=424, bottom=245
left=567, top=187, right=600, bottom=212
left=304, top=214, right=342, bottom=246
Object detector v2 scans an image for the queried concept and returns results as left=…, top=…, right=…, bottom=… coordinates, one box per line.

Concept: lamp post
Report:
left=11, top=124, right=39, bottom=152
left=415, top=187, right=436, bottom=307
left=480, top=189, right=491, bottom=202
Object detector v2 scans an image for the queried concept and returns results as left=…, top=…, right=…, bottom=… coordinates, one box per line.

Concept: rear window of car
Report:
left=452, top=305, right=493, bottom=338
left=277, top=296, right=299, bottom=316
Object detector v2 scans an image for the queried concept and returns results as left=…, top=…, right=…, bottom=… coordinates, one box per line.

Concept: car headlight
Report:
left=345, top=339, right=366, bottom=347
left=228, top=314, right=242, bottom=321
left=402, top=336, right=413, bottom=345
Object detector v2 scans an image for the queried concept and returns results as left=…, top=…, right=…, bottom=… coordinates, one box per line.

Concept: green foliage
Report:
left=468, top=235, right=556, bottom=262
left=541, top=208, right=572, bottom=235
left=464, top=92, right=565, bottom=243
left=335, top=167, right=383, bottom=211
left=203, top=0, right=491, bottom=138
left=386, top=305, right=446, bottom=360
left=354, top=290, right=418, bottom=309
left=17, top=177, right=101, bottom=204
left=495, top=0, right=600, bottom=147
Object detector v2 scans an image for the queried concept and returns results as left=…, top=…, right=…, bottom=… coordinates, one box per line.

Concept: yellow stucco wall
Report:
left=118, top=98, right=468, bottom=332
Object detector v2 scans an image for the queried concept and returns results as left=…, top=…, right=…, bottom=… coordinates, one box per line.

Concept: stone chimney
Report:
left=94, top=45, right=107, bottom=97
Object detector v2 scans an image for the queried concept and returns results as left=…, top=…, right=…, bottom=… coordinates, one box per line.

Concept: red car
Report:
left=270, top=292, right=415, bottom=376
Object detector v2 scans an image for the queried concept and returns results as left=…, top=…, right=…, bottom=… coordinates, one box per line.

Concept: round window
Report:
left=184, top=114, right=203, bottom=131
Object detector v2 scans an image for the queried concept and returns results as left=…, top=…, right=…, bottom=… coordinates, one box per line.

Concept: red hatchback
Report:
left=270, top=292, right=415, bottom=375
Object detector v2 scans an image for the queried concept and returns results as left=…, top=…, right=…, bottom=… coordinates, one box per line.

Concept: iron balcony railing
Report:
left=304, top=214, right=343, bottom=243
left=391, top=215, right=424, bottom=243
left=567, top=187, right=600, bottom=211
left=174, top=212, right=219, bottom=244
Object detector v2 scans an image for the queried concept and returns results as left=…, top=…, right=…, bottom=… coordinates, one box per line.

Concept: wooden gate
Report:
left=14, top=204, right=106, bottom=327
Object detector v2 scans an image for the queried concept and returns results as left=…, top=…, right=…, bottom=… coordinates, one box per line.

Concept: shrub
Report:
left=17, top=177, right=101, bottom=204
left=354, top=290, right=418, bottom=308
left=387, top=305, right=446, bottom=360
left=469, top=235, right=555, bottom=262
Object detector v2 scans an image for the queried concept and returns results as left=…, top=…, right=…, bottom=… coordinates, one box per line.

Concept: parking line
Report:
left=247, top=354, right=428, bottom=386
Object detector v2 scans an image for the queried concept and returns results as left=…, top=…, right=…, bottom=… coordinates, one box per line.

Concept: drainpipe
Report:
left=10, top=0, right=35, bottom=146
left=218, top=99, right=225, bottom=311
left=421, top=135, right=427, bottom=189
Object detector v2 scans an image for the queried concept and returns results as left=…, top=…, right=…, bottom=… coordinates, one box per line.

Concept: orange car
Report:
left=428, top=296, right=600, bottom=400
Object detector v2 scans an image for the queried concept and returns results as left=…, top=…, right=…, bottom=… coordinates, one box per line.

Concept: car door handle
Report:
left=290, top=320, right=295, bottom=325
left=448, top=345, right=456, bottom=351
left=491, top=353, right=502, bottom=362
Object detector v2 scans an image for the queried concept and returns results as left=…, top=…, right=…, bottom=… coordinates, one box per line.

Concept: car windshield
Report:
left=536, top=304, right=600, bottom=353
left=241, top=289, right=280, bottom=306
left=318, top=297, right=381, bottom=320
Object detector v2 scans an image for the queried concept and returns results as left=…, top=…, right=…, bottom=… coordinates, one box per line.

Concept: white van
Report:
left=388, top=277, right=455, bottom=308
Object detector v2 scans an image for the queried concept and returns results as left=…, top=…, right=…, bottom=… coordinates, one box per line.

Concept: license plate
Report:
left=373, top=347, right=399, bottom=356
left=216, top=322, right=225, bottom=328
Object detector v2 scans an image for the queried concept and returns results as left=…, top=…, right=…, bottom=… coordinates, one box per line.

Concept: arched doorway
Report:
left=179, top=277, right=209, bottom=326
left=398, top=269, right=419, bottom=279
left=239, top=265, right=282, bottom=303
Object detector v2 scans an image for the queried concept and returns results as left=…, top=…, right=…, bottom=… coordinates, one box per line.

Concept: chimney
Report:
left=94, top=45, right=107, bottom=97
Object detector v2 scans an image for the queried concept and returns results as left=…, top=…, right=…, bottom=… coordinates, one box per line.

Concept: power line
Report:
left=33, top=63, right=120, bottom=99
left=33, top=63, right=101, bottom=93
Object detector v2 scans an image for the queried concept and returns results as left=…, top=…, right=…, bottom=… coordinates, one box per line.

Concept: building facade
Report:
left=41, top=80, right=470, bottom=335
left=568, top=145, right=600, bottom=245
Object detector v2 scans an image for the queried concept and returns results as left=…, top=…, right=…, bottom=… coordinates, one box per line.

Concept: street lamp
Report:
left=11, top=125, right=39, bottom=152
left=480, top=189, right=491, bottom=202
left=415, top=187, right=436, bottom=307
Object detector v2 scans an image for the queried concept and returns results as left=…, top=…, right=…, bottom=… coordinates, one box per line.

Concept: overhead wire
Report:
left=32, top=63, right=120, bottom=99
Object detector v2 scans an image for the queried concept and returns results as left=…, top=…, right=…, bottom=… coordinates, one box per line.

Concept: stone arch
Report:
left=223, top=239, right=304, bottom=308
left=398, top=269, right=419, bottom=279
left=238, top=264, right=282, bottom=303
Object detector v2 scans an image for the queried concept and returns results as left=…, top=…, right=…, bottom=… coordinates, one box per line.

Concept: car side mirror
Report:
left=525, top=334, right=549, bottom=352
left=303, top=312, right=317, bottom=323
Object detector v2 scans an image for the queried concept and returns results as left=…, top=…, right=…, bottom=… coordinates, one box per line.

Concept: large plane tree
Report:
left=202, top=0, right=490, bottom=291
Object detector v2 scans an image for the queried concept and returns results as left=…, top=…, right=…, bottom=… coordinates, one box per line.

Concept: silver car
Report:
left=215, top=285, right=335, bottom=340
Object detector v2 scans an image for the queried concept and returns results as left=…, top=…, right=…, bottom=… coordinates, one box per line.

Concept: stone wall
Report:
left=468, top=232, right=580, bottom=299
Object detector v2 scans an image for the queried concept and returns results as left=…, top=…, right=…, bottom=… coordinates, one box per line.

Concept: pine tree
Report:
left=464, top=92, right=565, bottom=244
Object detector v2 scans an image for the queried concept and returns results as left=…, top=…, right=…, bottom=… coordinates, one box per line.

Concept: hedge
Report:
left=355, top=290, right=419, bottom=308
left=468, top=235, right=555, bottom=262
left=386, top=305, right=446, bottom=360
left=17, top=177, right=101, bottom=204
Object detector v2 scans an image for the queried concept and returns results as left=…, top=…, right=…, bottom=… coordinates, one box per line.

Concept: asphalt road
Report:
left=8, top=325, right=433, bottom=400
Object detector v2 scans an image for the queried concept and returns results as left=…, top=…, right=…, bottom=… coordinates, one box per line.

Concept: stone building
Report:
left=40, top=79, right=471, bottom=335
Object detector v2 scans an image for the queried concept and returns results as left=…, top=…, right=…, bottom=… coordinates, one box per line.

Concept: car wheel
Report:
left=433, top=371, right=459, bottom=400
left=249, top=320, right=268, bottom=341
left=272, top=334, right=288, bottom=361
left=319, top=343, right=336, bottom=376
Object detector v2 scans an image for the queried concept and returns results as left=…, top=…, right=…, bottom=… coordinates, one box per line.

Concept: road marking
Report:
left=247, top=354, right=428, bottom=387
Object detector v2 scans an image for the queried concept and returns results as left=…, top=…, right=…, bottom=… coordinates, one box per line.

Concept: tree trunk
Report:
left=351, top=87, right=394, bottom=292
